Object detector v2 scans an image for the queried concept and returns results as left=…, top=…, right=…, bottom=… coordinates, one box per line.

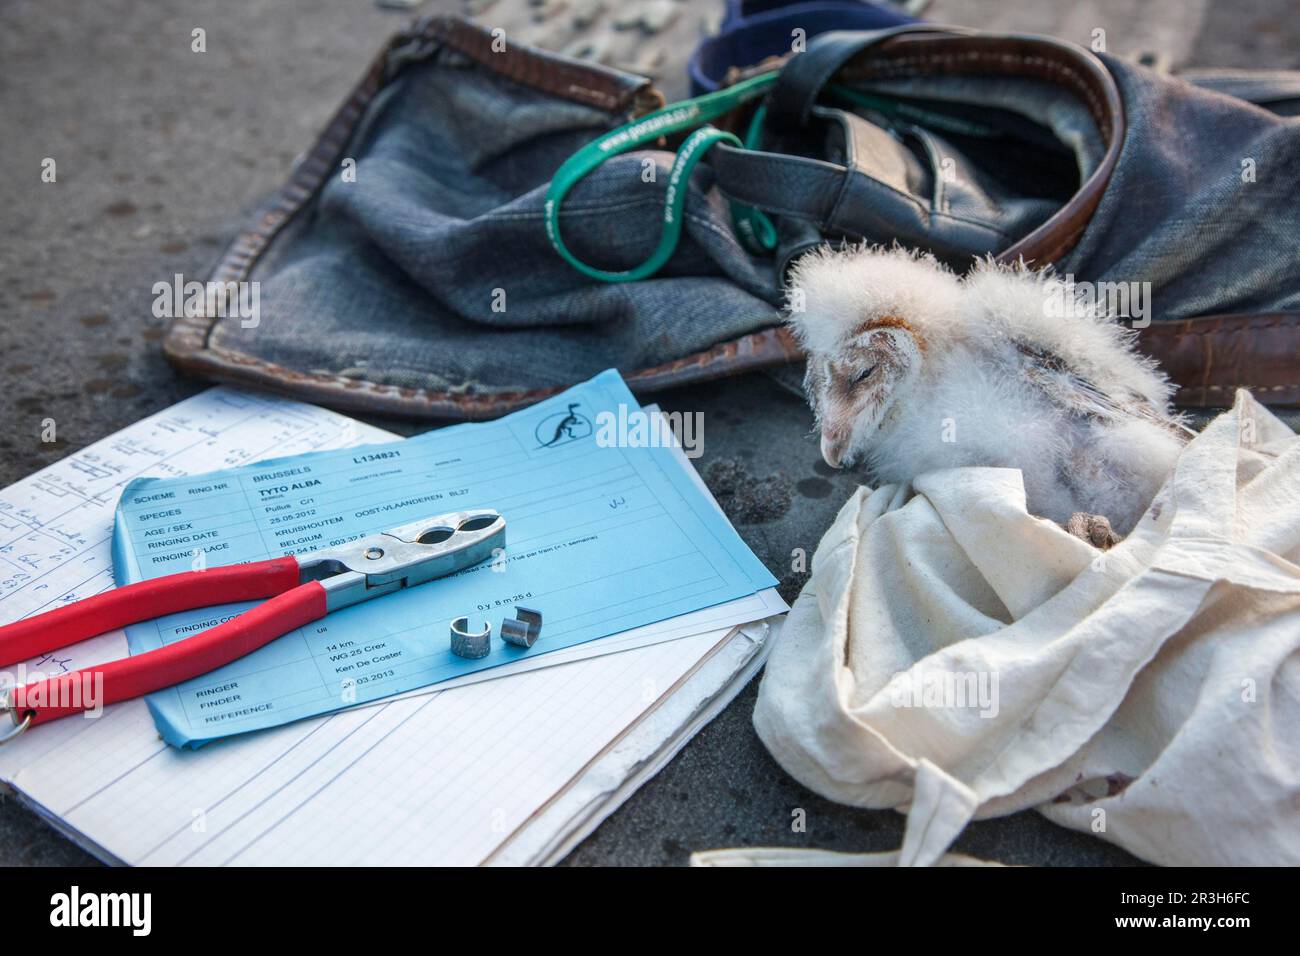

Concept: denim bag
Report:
left=165, top=15, right=1300, bottom=417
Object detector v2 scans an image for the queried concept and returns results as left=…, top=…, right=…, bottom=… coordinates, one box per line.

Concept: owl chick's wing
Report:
left=1014, top=341, right=1196, bottom=439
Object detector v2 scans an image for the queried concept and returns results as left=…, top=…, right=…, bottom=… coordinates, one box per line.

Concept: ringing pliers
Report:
left=0, top=509, right=505, bottom=741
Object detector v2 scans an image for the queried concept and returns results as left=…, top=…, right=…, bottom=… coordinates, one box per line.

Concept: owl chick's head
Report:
left=786, top=244, right=965, bottom=468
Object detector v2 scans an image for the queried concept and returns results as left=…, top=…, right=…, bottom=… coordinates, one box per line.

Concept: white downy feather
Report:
left=788, top=245, right=1186, bottom=532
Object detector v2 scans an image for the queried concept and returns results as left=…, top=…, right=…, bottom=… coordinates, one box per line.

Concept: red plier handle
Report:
left=0, top=557, right=325, bottom=731
left=0, top=507, right=506, bottom=741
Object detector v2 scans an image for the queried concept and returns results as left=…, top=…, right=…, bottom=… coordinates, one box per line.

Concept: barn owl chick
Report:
left=788, top=245, right=1191, bottom=540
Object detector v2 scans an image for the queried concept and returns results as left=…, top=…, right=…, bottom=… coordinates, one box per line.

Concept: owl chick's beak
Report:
left=820, top=430, right=847, bottom=469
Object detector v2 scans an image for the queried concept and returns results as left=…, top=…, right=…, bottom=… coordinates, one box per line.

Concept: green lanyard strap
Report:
left=544, top=73, right=779, bottom=284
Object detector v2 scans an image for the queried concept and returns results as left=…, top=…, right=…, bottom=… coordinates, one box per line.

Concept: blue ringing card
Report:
left=112, top=370, right=775, bottom=747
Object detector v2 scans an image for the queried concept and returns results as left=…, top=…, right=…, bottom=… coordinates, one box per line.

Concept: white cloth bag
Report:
left=697, top=392, right=1300, bottom=866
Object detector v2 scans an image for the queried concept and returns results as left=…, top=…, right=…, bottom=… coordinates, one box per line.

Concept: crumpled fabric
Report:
left=697, top=391, right=1300, bottom=866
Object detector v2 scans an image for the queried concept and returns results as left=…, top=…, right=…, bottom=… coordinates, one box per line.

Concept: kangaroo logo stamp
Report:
left=534, top=403, right=593, bottom=448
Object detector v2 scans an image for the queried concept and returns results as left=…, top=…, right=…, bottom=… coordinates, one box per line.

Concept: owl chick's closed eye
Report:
left=786, top=244, right=1189, bottom=538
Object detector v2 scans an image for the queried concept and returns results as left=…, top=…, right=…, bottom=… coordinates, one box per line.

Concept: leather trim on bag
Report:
left=835, top=33, right=1126, bottom=268
left=420, top=15, right=655, bottom=111
left=1134, top=312, right=1300, bottom=407
left=172, top=327, right=804, bottom=421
